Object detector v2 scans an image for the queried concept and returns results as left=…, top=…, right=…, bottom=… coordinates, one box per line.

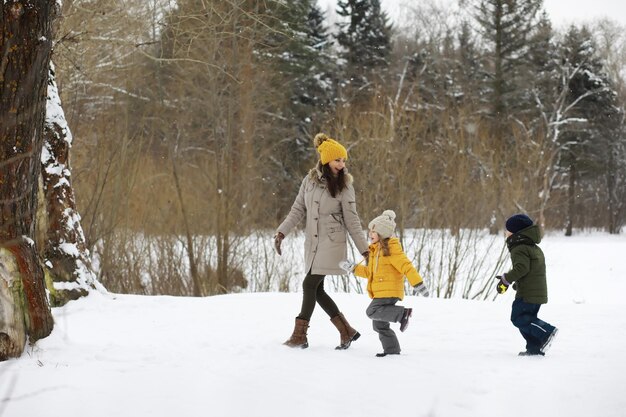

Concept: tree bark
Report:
left=41, top=62, right=98, bottom=305
left=0, top=247, right=26, bottom=360
left=170, top=145, right=202, bottom=296
left=565, top=159, right=576, bottom=236
left=0, top=0, right=57, bottom=360
left=605, top=140, right=620, bottom=234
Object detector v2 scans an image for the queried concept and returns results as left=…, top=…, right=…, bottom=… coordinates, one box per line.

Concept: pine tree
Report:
left=527, top=12, right=560, bottom=118
left=274, top=0, right=336, bottom=134
left=453, top=19, right=488, bottom=106
left=335, top=0, right=393, bottom=94
left=264, top=0, right=339, bottom=215
left=556, top=25, right=620, bottom=233
left=474, top=0, right=544, bottom=231
left=474, top=0, right=543, bottom=125
left=560, top=25, right=615, bottom=164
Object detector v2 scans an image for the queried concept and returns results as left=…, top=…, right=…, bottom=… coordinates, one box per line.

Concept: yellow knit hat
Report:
left=314, top=133, right=347, bottom=165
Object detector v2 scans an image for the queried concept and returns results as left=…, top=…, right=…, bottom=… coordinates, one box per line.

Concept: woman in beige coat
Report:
left=275, top=133, right=369, bottom=350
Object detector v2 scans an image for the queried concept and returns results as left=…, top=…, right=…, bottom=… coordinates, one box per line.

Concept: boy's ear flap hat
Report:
left=314, top=133, right=347, bottom=165
left=369, top=210, right=396, bottom=239
left=505, top=214, right=534, bottom=234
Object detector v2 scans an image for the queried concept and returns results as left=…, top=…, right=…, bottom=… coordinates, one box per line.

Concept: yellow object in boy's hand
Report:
left=495, top=275, right=509, bottom=294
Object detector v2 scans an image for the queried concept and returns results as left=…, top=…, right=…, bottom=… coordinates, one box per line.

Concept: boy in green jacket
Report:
left=496, top=214, right=558, bottom=356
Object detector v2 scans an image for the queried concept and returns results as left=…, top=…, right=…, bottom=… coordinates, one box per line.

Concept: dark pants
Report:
left=297, top=272, right=340, bottom=321
left=366, top=298, right=405, bottom=354
left=510, top=298, right=556, bottom=354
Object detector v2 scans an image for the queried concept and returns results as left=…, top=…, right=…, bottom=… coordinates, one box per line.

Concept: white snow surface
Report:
left=1, top=232, right=625, bottom=417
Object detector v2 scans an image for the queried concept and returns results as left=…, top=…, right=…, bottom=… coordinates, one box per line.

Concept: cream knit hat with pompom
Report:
left=368, top=210, right=396, bottom=239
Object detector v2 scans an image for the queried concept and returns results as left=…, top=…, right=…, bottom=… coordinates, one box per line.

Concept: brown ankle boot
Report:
left=283, top=317, right=309, bottom=348
left=330, top=312, right=361, bottom=350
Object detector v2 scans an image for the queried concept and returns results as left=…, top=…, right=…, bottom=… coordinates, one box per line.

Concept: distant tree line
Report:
left=47, top=0, right=626, bottom=294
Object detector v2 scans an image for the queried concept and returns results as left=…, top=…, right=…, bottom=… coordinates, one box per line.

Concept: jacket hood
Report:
left=308, top=162, right=353, bottom=185
left=388, top=237, right=402, bottom=253
left=520, top=224, right=542, bottom=244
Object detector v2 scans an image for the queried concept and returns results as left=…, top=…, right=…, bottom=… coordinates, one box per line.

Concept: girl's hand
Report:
left=413, top=283, right=430, bottom=297
left=339, top=260, right=356, bottom=273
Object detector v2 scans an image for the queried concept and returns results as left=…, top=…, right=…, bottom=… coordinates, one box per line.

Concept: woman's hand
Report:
left=274, top=232, right=285, bottom=255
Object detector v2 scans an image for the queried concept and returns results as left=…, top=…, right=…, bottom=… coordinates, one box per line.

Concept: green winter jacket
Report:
left=504, top=225, right=548, bottom=304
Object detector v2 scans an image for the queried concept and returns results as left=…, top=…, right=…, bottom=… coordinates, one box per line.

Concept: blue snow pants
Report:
left=510, top=298, right=556, bottom=354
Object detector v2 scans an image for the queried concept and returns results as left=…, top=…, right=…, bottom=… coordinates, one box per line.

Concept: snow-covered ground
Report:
left=1, top=232, right=625, bottom=417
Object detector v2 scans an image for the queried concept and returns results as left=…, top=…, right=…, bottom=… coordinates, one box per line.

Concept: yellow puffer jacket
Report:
left=354, top=238, right=423, bottom=300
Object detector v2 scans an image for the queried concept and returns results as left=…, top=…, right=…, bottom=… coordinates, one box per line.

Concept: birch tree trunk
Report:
left=0, top=0, right=57, bottom=360
left=41, top=62, right=100, bottom=306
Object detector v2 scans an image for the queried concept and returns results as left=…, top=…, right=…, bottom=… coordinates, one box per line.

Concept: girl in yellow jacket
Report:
left=340, top=210, right=429, bottom=357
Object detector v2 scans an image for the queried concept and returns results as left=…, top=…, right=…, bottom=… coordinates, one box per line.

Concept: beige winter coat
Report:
left=277, top=166, right=369, bottom=275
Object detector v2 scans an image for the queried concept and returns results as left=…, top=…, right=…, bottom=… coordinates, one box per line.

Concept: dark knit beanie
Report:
left=505, top=214, right=534, bottom=234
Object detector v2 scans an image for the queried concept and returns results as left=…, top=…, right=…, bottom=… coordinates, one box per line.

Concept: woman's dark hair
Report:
left=321, top=163, right=347, bottom=198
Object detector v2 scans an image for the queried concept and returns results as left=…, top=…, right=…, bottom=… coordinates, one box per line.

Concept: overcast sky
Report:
left=543, top=0, right=626, bottom=27
left=317, top=0, right=626, bottom=28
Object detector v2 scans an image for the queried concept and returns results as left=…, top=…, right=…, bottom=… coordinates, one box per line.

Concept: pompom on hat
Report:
left=505, top=214, right=534, bottom=234
left=369, top=210, right=397, bottom=239
left=314, top=133, right=347, bottom=165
